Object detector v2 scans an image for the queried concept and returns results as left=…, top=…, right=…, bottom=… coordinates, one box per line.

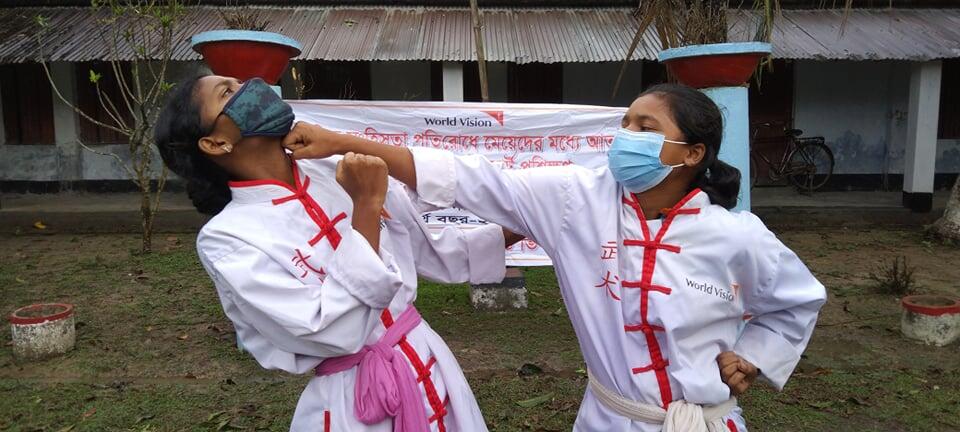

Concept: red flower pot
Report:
left=658, top=42, right=772, bottom=89
left=192, top=30, right=302, bottom=85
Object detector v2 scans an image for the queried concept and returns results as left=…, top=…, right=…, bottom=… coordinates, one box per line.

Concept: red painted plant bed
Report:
left=902, top=295, right=960, bottom=316
left=192, top=30, right=301, bottom=85
left=657, top=42, right=772, bottom=89
left=900, top=295, right=960, bottom=347
left=8, top=303, right=76, bottom=360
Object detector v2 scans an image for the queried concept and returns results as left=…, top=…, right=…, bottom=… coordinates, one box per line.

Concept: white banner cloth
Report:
left=291, top=100, right=626, bottom=266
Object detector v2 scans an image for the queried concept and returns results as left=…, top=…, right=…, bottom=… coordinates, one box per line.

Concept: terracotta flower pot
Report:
left=657, top=42, right=772, bottom=89
left=8, top=303, right=76, bottom=360
left=191, top=30, right=302, bottom=85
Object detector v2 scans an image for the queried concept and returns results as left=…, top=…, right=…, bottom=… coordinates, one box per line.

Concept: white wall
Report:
left=563, top=61, right=643, bottom=107
left=793, top=60, right=960, bottom=175
left=371, top=61, right=431, bottom=101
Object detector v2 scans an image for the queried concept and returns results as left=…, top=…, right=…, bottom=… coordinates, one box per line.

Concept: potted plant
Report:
left=630, top=0, right=778, bottom=89
left=191, top=7, right=301, bottom=85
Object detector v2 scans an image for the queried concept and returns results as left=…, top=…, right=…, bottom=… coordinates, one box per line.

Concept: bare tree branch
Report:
left=37, top=0, right=185, bottom=253
left=111, top=60, right=138, bottom=120
left=94, top=80, right=131, bottom=131
left=38, top=61, right=129, bottom=135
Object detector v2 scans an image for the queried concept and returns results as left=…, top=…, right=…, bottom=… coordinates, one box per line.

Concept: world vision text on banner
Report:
left=290, top=100, right=626, bottom=267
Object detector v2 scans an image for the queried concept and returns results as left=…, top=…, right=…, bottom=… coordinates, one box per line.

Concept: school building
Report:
left=1, top=0, right=958, bottom=212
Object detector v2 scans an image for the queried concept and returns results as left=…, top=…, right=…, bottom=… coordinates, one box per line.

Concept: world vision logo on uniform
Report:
left=423, top=110, right=504, bottom=127
left=685, top=278, right=736, bottom=302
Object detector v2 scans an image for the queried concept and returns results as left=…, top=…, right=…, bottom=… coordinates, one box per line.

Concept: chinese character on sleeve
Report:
left=601, top=241, right=617, bottom=260
left=291, top=249, right=326, bottom=281
left=594, top=271, right=621, bottom=301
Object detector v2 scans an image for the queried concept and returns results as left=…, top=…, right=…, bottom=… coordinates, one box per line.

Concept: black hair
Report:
left=639, top=83, right=741, bottom=209
left=154, top=74, right=232, bottom=215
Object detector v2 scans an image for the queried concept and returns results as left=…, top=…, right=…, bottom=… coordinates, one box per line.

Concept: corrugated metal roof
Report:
left=729, top=9, right=960, bottom=60
left=2, top=6, right=959, bottom=65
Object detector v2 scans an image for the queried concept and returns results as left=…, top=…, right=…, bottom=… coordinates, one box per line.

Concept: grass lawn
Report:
left=1, top=228, right=959, bottom=431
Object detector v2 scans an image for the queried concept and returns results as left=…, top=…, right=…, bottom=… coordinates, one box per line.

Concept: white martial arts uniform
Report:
left=411, top=147, right=827, bottom=432
left=196, top=157, right=506, bottom=432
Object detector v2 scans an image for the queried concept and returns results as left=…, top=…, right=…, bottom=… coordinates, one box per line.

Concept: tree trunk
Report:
left=933, top=175, right=960, bottom=241
left=140, top=186, right=153, bottom=253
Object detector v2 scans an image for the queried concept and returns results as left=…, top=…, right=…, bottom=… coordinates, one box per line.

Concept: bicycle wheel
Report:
left=786, top=141, right=834, bottom=191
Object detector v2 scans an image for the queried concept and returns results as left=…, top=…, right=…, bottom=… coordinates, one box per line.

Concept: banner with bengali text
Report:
left=291, top=100, right=626, bottom=266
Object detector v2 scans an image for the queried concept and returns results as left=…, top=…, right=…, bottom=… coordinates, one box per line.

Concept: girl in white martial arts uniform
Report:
left=154, top=75, right=518, bottom=432
left=282, top=83, right=827, bottom=432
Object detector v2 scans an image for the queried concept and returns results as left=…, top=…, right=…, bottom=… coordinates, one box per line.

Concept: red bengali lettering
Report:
left=548, top=135, right=582, bottom=152
left=586, top=135, right=614, bottom=152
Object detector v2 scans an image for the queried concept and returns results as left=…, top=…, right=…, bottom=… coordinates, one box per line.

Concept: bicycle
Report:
left=749, top=123, right=835, bottom=193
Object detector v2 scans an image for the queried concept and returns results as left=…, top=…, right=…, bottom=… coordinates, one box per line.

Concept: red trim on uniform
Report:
left=324, top=410, right=331, bottom=432
left=227, top=178, right=297, bottom=191
left=622, top=239, right=681, bottom=254
left=429, top=396, right=450, bottom=432
left=624, top=323, right=664, bottom=334
left=308, top=212, right=348, bottom=247
left=621, top=280, right=672, bottom=295
left=617, top=189, right=702, bottom=408
left=379, top=309, right=395, bottom=327
left=380, top=310, right=448, bottom=431
left=665, top=188, right=703, bottom=215
left=268, top=164, right=346, bottom=249
left=622, top=194, right=643, bottom=212
left=419, top=357, right=438, bottom=383
left=631, top=359, right=670, bottom=374
left=726, top=418, right=738, bottom=432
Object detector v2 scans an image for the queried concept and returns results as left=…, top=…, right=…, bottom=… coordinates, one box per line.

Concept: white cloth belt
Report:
left=587, top=370, right=737, bottom=432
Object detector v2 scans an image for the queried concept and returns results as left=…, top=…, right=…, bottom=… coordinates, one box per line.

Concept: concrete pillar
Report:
left=702, top=86, right=751, bottom=211
left=50, top=62, right=81, bottom=184
left=442, top=62, right=464, bottom=102
left=903, top=61, right=942, bottom=213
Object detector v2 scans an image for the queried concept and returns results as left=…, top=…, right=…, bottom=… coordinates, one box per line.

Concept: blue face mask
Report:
left=608, top=129, right=688, bottom=193
left=221, top=78, right=295, bottom=137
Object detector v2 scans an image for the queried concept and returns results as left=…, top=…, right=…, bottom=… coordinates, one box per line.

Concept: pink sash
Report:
left=315, top=306, right=428, bottom=432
